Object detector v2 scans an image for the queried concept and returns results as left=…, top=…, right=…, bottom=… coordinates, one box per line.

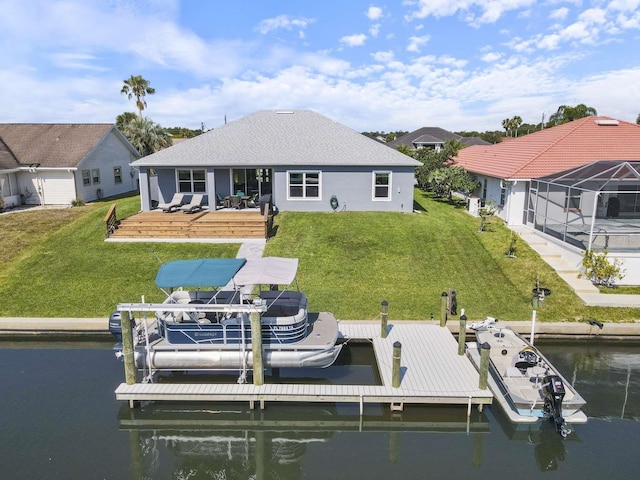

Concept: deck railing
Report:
left=104, top=203, right=119, bottom=238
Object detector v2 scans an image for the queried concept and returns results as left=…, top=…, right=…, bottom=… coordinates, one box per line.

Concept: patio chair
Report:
left=157, top=193, right=185, bottom=213
left=180, top=194, right=204, bottom=213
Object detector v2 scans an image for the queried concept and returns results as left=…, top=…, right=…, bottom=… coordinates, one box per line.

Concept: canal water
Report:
left=0, top=339, right=639, bottom=479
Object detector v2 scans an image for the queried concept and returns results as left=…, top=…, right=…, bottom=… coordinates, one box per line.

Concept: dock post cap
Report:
left=381, top=299, right=388, bottom=306
left=480, top=341, right=491, bottom=350
left=393, top=341, right=402, bottom=348
left=441, top=291, right=448, bottom=297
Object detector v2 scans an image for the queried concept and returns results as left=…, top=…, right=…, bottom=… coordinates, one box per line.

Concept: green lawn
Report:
left=1, top=191, right=637, bottom=322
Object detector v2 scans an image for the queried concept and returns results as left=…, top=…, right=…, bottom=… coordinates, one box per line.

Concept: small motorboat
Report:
left=469, top=319, right=586, bottom=437
left=110, top=257, right=343, bottom=379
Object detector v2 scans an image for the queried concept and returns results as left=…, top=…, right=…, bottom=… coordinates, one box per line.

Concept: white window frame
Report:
left=113, top=167, right=122, bottom=184
left=92, top=168, right=100, bottom=185
left=287, top=170, right=321, bottom=200
left=82, top=170, right=91, bottom=186
left=372, top=171, right=392, bottom=201
left=177, top=169, right=206, bottom=193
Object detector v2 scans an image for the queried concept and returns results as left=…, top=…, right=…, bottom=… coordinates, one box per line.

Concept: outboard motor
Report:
left=542, top=375, right=571, bottom=438
left=108, top=311, right=134, bottom=347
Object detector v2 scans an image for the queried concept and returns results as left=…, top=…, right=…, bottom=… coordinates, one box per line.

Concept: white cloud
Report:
left=369, top=24, right=381, bottom=37
left=481, top=52, right=501, bottom=62
left=406, top=35, right=430, bottom=52
left=366, top=6, right=384, bottom=21
left=404, top=0, right=537, bottom=25
left=340, top=33, right=368, bottom=47
left=372, top=50, right=395, bottom=62
left=255, top=15, right=315, bottom=34
left=549, top=7, right=569, bottom=20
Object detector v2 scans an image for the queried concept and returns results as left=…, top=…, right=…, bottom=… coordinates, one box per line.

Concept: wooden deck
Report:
left=115, top=322, right=494, bottom=410
left=109, top=209, right=271, bottom=240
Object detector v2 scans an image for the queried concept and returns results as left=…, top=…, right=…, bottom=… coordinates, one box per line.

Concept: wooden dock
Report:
left=115, top=321, right=494, bottom=410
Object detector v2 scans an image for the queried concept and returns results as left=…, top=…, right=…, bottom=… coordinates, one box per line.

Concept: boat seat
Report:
left=505, top=366, right=524, bottom=377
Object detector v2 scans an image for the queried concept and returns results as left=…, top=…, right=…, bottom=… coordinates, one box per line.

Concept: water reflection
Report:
left=119, top=403, right=490, bottom=479
left=1, top=340, right=639, bottom=479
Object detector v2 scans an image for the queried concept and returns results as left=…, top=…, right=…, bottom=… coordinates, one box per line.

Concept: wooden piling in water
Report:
left=250, top=311, right=264, bottom=386
left=440, top=292, right=448, bottom=327
left=392, top=341, right=402, bottom=388
left=478, top=342, right=491, bottom=390
left=458, top=313, right=467, bottom=356
left=380, top=300, right=388, bottom=338
left=121, top=310, right=136, bottom=386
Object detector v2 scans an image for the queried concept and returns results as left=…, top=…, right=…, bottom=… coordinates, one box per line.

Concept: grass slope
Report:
left=1, top=191, right=637, bottom=321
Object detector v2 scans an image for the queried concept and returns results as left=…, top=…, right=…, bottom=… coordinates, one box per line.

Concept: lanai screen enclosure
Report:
left=527, top=161, right=640, bottom=252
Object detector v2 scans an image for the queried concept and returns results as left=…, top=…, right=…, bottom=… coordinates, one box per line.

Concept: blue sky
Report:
left=1, top=0, right=639, bottom=132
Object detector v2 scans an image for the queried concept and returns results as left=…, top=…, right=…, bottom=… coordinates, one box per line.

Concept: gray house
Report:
left=0, top=124, right=140, bottom=208
left=388, top=127, right=490, bottom=151
left=132, top=110, right=421, bottom=213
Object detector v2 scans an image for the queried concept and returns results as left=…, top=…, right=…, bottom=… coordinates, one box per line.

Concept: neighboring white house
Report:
left=0, top=124, right=140, bottom=208
left=131, top=110, right=422, bottom=213
left=454, top=116, right=640, bottom=285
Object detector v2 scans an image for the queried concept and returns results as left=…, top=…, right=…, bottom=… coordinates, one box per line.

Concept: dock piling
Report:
left=458, top=313, right=467, bottom=356
left=250, top=311, right=264, bottom=386
left=440, top=292, right=448, bottom=327
left=380, top=300, right=389, bottom=338
left=478, top=342, right=491, bottom=390
left=121, top=310, right=136, bottom=386
left=392, top=341, right=402, bottom=388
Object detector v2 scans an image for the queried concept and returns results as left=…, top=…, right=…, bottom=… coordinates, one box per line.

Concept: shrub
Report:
left=580, top=249, right=625, bottom=287
left=71, top=198, right=85, bottom=207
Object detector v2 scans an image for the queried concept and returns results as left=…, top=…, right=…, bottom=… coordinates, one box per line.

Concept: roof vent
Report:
left=595, top=119, right=619, bottom=126
left=276, top=110, right=294, bottom=114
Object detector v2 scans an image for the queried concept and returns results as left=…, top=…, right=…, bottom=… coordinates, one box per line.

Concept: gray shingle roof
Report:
left=0, top=124, right=115, bottom=168
left=132, top=110, right=421, bottom=168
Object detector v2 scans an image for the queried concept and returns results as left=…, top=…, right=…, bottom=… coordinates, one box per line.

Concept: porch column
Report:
left=206, top=169, right=216, bottom=209
left=139, top=169, right=151, bottom=211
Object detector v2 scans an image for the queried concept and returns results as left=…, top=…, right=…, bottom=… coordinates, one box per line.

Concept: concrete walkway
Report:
left=512, top=226, right=640, bottom=308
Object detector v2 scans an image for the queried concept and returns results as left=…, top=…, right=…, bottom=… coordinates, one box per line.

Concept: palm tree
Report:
left=122, top=117, right=172, bottom=156
left=115, top=111, right=137, bottom=131
left=121, top=75, right=156, bottom=117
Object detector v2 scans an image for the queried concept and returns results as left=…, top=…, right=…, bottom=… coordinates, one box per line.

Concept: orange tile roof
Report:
left=453, top=116, right=640, bottom=179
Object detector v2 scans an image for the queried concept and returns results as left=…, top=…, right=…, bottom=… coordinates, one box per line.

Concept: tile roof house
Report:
left=453, top=116, right=640, bottom=284
left=132, top=110, right=421, bottom=213
left=387, top=127, right=490, bottom=151
left=0, top=124, right=140, bottom=208
left=453, top=116, right=640, bottom=223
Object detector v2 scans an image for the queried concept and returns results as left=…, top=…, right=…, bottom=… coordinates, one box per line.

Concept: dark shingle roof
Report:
left=0, top=137, right=20, bottom=170
left=387, top=127, right=489, bottom=149
left=0, top=124, right=114, bottom=168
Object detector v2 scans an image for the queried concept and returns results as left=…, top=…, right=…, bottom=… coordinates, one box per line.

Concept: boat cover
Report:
left=233, top=257, right=299, bottom=286
left=155, top=258, right=246, bottom=288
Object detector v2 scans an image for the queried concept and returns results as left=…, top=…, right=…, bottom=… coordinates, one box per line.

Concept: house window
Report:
left=500, top=186, right=506, bottom=206
left=82, top=170, right=91, bottom=186
left=373, top=171, right=391, bottom=200
left=482, top=178, right=488, bottom=200
left=114, top=167, right=122, bottom=184
left=288, top=171, right=320, bottom=199
left=177, top=169, right=206, bottom=193
left=92, top=169, right=100, bottom=185
left=564, top=193, right=580, bottom=211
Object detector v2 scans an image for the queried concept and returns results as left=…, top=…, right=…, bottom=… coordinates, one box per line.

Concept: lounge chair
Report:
left=157, top=193, right=184, bottom=212
left=180, top=194, right=204, bottom=213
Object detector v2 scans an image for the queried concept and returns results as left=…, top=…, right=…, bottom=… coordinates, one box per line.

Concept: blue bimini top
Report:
left=155, top=258, right=247, bottom=289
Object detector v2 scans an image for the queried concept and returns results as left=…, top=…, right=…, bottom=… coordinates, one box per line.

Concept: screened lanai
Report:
left=526, top=161, right=640, bottom=252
